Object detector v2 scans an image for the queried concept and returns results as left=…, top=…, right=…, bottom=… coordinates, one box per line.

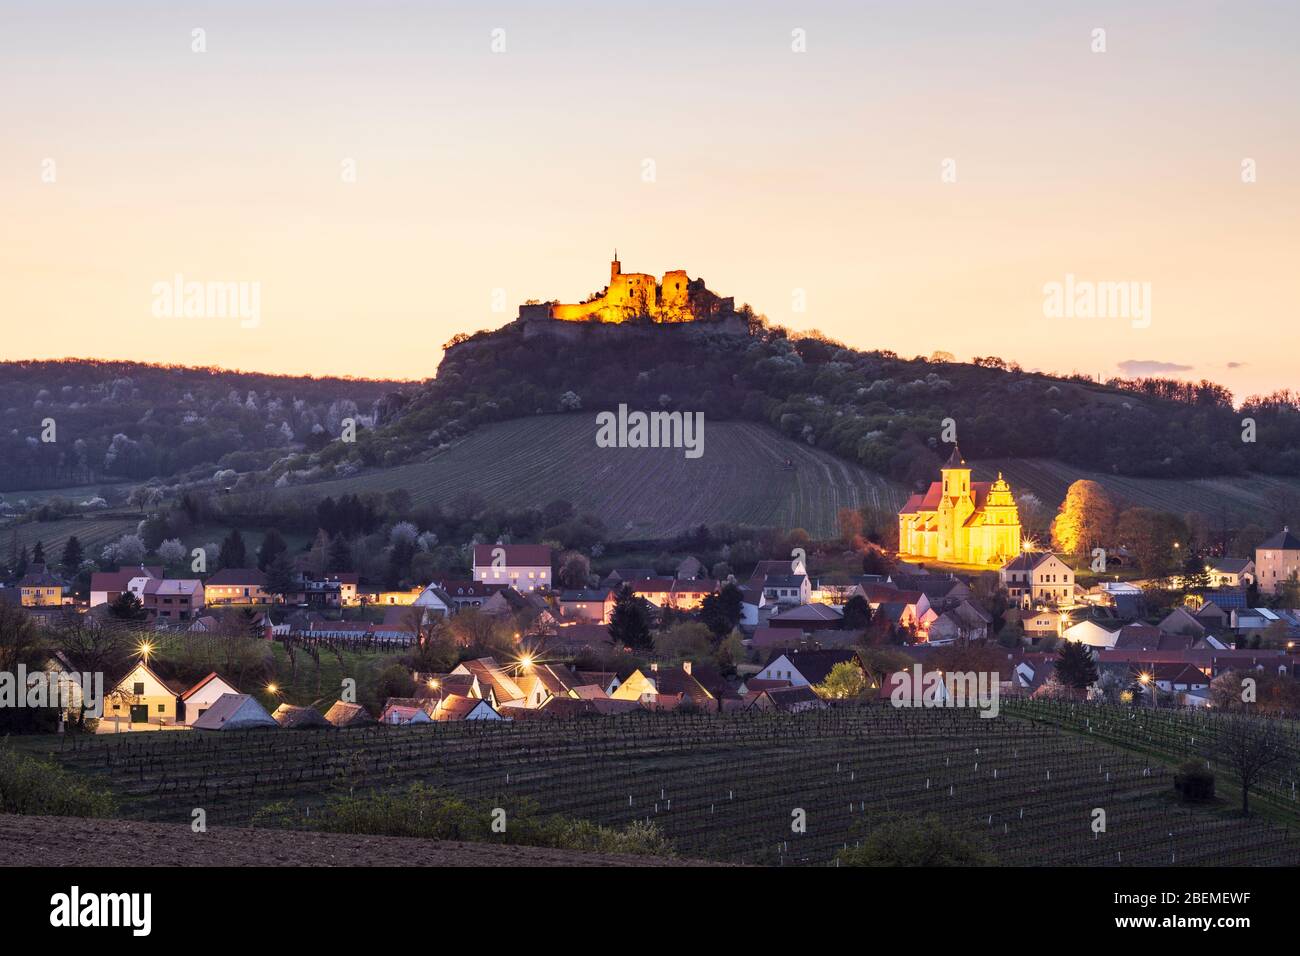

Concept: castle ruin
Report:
left=517, top=253, right=735, bottom=324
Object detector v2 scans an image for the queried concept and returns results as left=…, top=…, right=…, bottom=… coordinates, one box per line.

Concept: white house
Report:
left=472, top=544, right=553, bottom=592
left=999, top=552, right=1075, bottom=608
left=412, top=583, right=453, bottom=616
left=178, top=672, right=240, bottom=725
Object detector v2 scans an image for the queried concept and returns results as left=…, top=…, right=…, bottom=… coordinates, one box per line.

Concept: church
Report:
left=897, top=446, right=1021, bottom=565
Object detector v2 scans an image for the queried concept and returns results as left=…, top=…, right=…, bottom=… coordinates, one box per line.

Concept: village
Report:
left=5, top=446, right=1300, bottom=735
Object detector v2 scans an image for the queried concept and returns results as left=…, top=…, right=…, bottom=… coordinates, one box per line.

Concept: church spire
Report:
left=943, top=444, right=966, bottom=469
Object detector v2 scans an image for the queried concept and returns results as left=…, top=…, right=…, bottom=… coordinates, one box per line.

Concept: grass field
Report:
left=293, top=415, right=908, bottom=539
left=45, top=704, right=1300, bottom=866
left=978, top=457, right=1300, bottom=524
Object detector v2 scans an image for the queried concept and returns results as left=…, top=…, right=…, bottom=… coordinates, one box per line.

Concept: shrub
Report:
left=836, top=812, right=995, bottom=866
left=0, top=747, right=115, bottom=817
left=1174, top=760, right=1215, bottom=802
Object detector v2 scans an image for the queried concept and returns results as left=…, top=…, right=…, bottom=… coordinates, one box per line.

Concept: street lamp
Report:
left=1137, top=671, right=1155, bottom=710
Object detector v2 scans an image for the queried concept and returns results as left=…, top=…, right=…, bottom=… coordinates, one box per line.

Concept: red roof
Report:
left=179, top=671, right=236, bottom=700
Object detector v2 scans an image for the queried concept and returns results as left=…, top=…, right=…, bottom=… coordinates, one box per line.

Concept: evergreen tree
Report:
left=842, top=594, right=873, bottom=630
left=264, top=551, right=297, bottom=597
left=608, top=584, right=652, bottom=650
left=60, top=536, right=83, bottom=576
left=218, top=529, right=247, bottom=569
left=31, top=540, right=45, bottom=566
left=257, top=528, right=288, bottom=571
left=1055, top=639, right=1099, bottom=690
left=108, top=590, right=148, bottom=622
left=327, top=534, right=353, bottom=573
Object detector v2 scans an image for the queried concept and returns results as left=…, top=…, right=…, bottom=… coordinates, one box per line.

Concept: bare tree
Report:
left=1211, top=714, right=1289, bottom=815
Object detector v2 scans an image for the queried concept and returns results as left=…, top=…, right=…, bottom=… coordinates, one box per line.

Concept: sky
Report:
left=3, top=0, right=1298, bottom=400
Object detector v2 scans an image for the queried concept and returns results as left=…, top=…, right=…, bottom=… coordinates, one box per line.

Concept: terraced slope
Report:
left=293, top=415, right=907, bottom=539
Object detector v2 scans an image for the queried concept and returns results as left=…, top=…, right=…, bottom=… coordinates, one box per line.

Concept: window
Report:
left=157, top=704, right=165, bottom=712
left=133, top=682, right=144, bottom=695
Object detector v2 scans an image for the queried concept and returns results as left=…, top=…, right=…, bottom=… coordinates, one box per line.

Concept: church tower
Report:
left=940, top=445, right=970, bottom=498
left=611, top=249, right=621, bottom=282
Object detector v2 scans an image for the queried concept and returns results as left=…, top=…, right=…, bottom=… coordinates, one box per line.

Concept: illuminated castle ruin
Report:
left=517, top=253, right=734, bottom=324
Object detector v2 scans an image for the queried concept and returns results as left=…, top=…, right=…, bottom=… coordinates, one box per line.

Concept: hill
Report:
left=285, top=414, right=905, bottom=540
left=0, top=359, right=408, bottom=493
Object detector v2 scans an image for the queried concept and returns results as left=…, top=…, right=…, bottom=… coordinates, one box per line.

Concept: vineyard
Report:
left=291, top=415, right=907, bottom=539
left=980, top=457, right=1300, bottom=523
left=51, top=704, right=1299, bottom=866
left=0, top=514, right=141, bottom=560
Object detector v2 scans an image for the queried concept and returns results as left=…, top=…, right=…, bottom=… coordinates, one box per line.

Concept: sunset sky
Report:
left=3, top=1, right=1297, bottom=400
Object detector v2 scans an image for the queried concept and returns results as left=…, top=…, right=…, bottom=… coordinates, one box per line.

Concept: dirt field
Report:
left=0, top=815, right=720, bottom=867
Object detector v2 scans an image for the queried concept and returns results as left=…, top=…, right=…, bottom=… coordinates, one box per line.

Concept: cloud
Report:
left=1117, top=359, right=1193, bottom=375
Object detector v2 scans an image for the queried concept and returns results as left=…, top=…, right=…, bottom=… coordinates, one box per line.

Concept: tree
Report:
left=31, top=540, right=45, bottom=566
left=157, top=538, right=187, bottom=566
left=107, top=591, right=148, bottom=622
left=257, top=528, right=288, bottom=571
left=60, top=536, right=83, bottom=577
left=842, top=594, right=872, bottom=630
left=653, top=622, right=713, bottom=661
left=1272, top=571, right=1300, bottom=610
left=327, top=534, right=353, bottom=573
left=699, top=583, right=744, bottom=639
left=1116, top=507, right=1186, bottom=578
left=1050, top=480, right=1115, bottom=555
left=264, top=552, right=297, bottom=597
left=218, top=529, right=247, bottom=569
left=556, top=551, right=592, bottom=589
left=813, top=661, right=867, bottom=699
left=1054, top=640, right=1098, bottom=691
left=608, top=584, right=652, bottom=650
left=1180, top=553, right=1210, bottom=592
left=1210, top=715, right=1288, bottom=815
left=836, top=813, right=995, bottom=866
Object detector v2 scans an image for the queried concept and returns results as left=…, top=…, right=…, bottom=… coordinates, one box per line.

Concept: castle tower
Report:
left=611, top=250, right=621, bottom=282
left=940, top=445, right=970, bottom=498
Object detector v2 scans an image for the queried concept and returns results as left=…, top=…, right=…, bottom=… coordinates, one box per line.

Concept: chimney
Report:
left=682, top=661, right=692, bottom=675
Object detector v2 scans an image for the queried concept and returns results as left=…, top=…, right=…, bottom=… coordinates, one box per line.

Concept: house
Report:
left=434, top=580, right=507, bottom=611
left=272, top=703, right=331, bottom=729
left=754, top=649, right=861, bottom=689
left=431, top=694, right=506, bottom=721
left=411, top=583, right=453, bottom=616
left=1060, top=619, right=1120, bottom=649
left=322, top=572, right=361, bottom=605
left=511, top=663, right=583, bottom=709
left=1194, top=600, right=1230, bottom=628
left=751, top=626, right=807, bottom=655
left=1207, top=557, right=1255, bottom=588
left=178, top=672, right=240, bottom=725
left=999, top=552, right=1075, bottom=608
left=89, top=566, right=162, bottom=607
left=18, top=564, right=66, bottom=607
left=746, top=685, right=827, bottom=713
left=600, top=568, right=656, bottom=589
left=472, top=543, right=553, bottom=591
left=575, top=670, right=621, bottom=696
left=767, top=602, right=844, bottom=631
left=380, top=700, right=434, bottom=725
left=1021, top=608, right=1064, bottom=639
left=897, top=448, right=1022, bottom=565
left=761, top=574, right=811, bottom=607
left=541, top=623, right=618, bottom=656
left=360, top=586, right=423, bottom=606
left=1157, top=607, right=1207, bottom=639
left=451, top=658, right=525, bottom=709
left=558, top=589, right=616, bottom=624
left=141, top=578, right=205, bottom=622
left=627, top=578, right=719, bottom=611
left=204, top=568, right=269, bottom=605
left=323, top=701, right=373, bottom=728
left=192, top=693, right=279, bottom=730
left=610, top=662, right=717, bottom=711
left=1256, top=528, right=1300, bottom=595
left=103, top=660, right=183, bottom=726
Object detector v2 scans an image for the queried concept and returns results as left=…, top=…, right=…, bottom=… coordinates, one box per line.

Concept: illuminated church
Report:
left=897, top=446, right=1021, bottom=565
